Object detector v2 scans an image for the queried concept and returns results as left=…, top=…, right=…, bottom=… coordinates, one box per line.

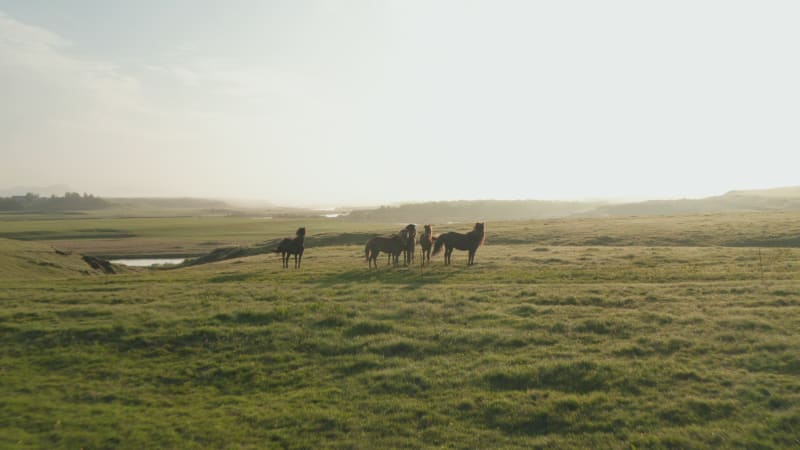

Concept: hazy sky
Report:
left=1, top=1, right=798, bottom=207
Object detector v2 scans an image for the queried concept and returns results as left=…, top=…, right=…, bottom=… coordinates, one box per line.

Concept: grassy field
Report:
left=1, top=212, right=799, bottom=448
left=0, top=216, right=397, bottom=258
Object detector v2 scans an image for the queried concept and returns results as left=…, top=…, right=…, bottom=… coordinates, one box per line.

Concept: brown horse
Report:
left=385, top=224, right=416, bottom=266
left=432, top=222, right=485, bottom=265
left=275, top=227, right=306, bottom=268
left=418, top=224, right=436, bottom=266
left=401, top=224, right=416, bottom=266
left=366, top=235, right=404, bottom=269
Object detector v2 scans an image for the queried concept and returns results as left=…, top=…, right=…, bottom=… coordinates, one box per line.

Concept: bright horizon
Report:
left=2, top=1, right=799, bottom=208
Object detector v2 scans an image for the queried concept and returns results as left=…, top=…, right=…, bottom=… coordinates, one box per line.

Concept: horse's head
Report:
left=296, top=227, right=306, bottom=237
left=474, top=222, right=484, bottom=233
left=424, top=224, right=432, bottom=234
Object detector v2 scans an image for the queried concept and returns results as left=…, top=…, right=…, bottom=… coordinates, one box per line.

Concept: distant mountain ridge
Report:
left=342, top=186, right=800, bottom=223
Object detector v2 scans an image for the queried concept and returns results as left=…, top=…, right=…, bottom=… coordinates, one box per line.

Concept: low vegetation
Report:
left=1, top=212, right=799, bottom=448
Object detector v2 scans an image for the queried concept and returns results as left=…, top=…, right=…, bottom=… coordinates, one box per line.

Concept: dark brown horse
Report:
left=366, top=235, right=404, bottom=269
left=275, top=227, right=305, bottom=268
left=401, top=224, right=416, bottom=265
left=432, top=222, right=485, bottom=265
left=385, top=224, right=416, bottom=266
left=418, top=224, right=436, bottom=266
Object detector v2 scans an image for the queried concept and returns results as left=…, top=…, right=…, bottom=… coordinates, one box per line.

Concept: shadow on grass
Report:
left=484, top=361, right=616, bottom=393
left=208, top=272, right=261, bottom=283
left=311, top=266, right=458, bottom=288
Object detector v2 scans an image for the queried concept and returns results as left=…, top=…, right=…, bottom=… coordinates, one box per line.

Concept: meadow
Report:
left=1, top=211, right=799, bottom=448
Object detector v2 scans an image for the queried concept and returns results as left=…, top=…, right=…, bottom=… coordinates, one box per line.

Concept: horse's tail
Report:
left=432, top=236, right=445, bottom=256
left=364, top=241, right=371, bottom=262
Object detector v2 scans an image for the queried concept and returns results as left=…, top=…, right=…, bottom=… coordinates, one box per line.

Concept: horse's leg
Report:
left=298, top=251, right=303, bottom=269
left=468, top=249, right=475, bottom=265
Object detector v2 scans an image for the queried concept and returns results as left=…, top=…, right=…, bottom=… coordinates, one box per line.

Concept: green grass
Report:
left=1, top=213, right=799, bottom=448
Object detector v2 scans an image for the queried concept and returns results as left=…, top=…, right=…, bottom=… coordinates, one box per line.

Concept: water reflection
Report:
left=110, top=258, right=185, bottom=267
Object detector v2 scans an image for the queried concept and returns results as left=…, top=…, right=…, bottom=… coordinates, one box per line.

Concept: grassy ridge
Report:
left=0, top=239, right=133, bottom=280
left=1, top=237, right=799, bottom=448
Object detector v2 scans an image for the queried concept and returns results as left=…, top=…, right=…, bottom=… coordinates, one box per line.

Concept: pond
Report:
left=110, top=258, right=186, bottom=267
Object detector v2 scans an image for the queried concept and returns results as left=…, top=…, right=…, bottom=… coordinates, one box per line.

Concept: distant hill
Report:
left=725, top=186, right=800, bottom=198
left=341, top=186, right=800, bottom=223
left=344, top=200, right=604, bottom=223
left=587, top=188, right=800, bottom=217
left=108, top=197, right=232, bottom=210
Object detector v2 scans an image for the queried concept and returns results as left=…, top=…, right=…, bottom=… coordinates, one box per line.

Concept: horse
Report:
left=275, top=227, right=305, bottom=268
left=385, top=224, right=416, bottom=266
left=401, top=224, right=416, bottom=266
left=432, top=222, right=485, bottom=265
left=366, top=235, right=404, bottom=269
left=418, top=224, right=436, bottom=266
